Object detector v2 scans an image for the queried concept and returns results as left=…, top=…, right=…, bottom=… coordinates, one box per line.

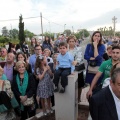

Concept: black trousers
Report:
left=21, top=106, right=35, bottom=120
left=53, top=68, right=71, bottom=88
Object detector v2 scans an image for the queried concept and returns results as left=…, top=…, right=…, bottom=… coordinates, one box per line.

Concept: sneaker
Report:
left=54, top=86, right=59, bottom=92
left=59, top=87, right=65, bottom=93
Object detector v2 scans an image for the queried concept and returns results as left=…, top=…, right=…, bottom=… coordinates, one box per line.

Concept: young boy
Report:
left=53, top=42, right=75, bottom=93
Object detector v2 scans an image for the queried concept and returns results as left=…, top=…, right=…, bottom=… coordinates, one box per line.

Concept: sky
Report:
left=0, top=0, right=120, bottom=35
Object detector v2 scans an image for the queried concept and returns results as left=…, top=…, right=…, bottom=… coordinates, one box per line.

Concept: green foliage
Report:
left=64, top=29, right=71, bottom=36
left=19, top=14, right=25, bottom=45
left=9, top=29, right=19, bottom=39
left=74, top=29, right=89, bottom=39
left=24, top=29, right=35, bottom=39
left=42, top=32, right=54, bottom=40
left=0, top=36, right=10, bottom=46
left=115, top=32, right=120, bottom=37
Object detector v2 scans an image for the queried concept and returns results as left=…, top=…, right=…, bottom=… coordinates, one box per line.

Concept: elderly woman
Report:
left=67, top=35, right=84, bottom=101
left=12, top=61, right=35, bottom=120
left=0, top=66, right=18, bottom=120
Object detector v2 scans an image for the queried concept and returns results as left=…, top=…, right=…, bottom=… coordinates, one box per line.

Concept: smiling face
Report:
left=34, top=46, right=42, bottom=55
left=17, top=63, right=25, bottom=74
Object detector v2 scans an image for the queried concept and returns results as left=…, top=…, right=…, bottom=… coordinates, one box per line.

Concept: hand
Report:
left=46, top=65, right=50, bottom=70
left=90, top=57, right=95, bottom=60
left=72, top=61, right=78, bottom=66
left=71, top=72, right=75, bottom=75
left=93, top=40, right=98, bottom=47
left=20, top=96, right=27, bottom=103
left=86, top=90, right=92, bottom=99
left=44, top=66, right=48, bottom=72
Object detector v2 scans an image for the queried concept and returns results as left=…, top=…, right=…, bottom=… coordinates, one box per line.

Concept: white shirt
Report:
left=109, top=85, right=120, bottom=120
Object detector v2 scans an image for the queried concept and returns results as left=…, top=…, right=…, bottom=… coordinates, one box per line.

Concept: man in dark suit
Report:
left=89, top=68, right=120, bottom=120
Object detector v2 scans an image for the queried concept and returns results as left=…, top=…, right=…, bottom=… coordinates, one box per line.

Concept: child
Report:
left=34, top=55, right=54, bottom=116
left=53, top=42, right=75, bottom=93
left=43, top=48, right=54, bottom=72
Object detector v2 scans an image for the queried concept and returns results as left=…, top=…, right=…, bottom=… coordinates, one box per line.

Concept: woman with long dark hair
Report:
left=42, top=36, right=53, bottom=52
left=84, top=31, right=105, bottom=84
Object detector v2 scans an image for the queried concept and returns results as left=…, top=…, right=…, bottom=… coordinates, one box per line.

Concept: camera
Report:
left=47, top=58, right=50, bottom=62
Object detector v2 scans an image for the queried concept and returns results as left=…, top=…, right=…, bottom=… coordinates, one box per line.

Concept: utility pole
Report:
left=40, top=12, right=43, bottom=41
left=112, top=16, right=117, bottom=37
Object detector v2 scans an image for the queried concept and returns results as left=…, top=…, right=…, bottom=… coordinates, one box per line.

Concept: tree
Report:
left=2, top=26, right=9, bottom=37
left=9, top=29, right=19, bottom=39
left=0, top=36, right=10, bottom=46
left=74, top=29, right=89, bottom=39
left=24, top=29, right=35, bottom=39
left=64, top=29, right=71, bottom=36
left=42, top=32, right=54, bottom=40
left=19, top=14, right=25, bottom=46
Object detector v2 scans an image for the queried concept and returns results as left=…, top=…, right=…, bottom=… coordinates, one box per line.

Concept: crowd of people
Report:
left=0, top=31, right=120, bottom=120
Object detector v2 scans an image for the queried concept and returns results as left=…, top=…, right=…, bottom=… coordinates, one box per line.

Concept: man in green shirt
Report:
left=87, top=45, right=120, bottom=99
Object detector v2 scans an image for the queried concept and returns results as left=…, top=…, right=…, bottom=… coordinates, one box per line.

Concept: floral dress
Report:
left=37, top=68, right=54, bottom=98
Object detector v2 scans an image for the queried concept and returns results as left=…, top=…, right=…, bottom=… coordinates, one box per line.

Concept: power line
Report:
left=0, top=16, right=40, bottom=22
left=0, top=15, right=64, bottom=27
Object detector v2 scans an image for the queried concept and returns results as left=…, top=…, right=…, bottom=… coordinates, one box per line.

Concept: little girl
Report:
left=34, top=55, right=54, bottom=115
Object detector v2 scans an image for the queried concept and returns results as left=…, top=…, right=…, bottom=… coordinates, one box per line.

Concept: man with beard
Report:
left=87, top=45, right=120, bottom=99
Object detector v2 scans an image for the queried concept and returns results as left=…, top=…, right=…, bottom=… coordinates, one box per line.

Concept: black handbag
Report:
left=75, top=63, right=85, bottom=71
left=89, top=61, right=97, bottom=67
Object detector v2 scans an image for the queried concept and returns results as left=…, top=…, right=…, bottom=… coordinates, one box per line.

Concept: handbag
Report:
left=89, top=61, right=97, bottom=67
left=88, top=66, right=99, bottom=74
left=23, top=97, right=34, bottom=106
left=75, top=63, right=85, bottom=71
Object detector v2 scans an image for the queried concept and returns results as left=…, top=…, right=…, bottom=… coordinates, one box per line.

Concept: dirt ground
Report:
left=31, top=105, right=89, bottom=120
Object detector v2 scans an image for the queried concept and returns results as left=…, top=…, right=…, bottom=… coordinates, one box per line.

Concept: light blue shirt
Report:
left=29, top=54, right=37, bottom=73
left=56, top=52, right=75, bottom=73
